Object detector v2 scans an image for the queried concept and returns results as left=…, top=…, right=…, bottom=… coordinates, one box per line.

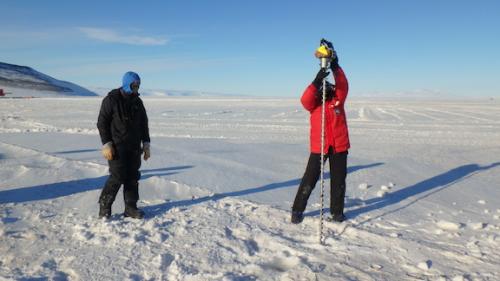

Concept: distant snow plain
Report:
left=1, top=96, right=499, bottom=280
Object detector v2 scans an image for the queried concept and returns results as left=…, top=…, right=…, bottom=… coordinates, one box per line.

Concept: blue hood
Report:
left=122, top=71, right=141, bottom=94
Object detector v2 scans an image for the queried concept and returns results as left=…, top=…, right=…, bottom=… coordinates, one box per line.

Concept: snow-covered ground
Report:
left=1, top=96, right=500, bottom=280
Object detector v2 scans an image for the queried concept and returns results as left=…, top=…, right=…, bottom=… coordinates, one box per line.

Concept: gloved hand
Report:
left=330, top=50, right=340, bottom=72
left=313, top=68, right=329, bottom=88
left=102, top=142, right=114, bottom=161
left=320, top=38, right=334, bottom=50
left=142, top=142, right=151, bottom=161
left=315, top=81, right=335, bottom=103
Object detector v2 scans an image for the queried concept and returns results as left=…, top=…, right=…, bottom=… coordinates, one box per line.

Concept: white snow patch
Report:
left=380, top=185, right=391, bottom=191
left=370, top=264, right=383, bottom=270
left=468, top=222, right=487, bottom=230
left=358, top=183, right=369, bottom=190
left=376, top=190, right=388, bottom=197
left=436, top=220, right=463, bottom=231
left=417, top=260, right=432, bottom=270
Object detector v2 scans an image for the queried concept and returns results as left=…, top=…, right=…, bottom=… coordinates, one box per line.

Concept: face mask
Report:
left=130, top=82, right=140, bottom=95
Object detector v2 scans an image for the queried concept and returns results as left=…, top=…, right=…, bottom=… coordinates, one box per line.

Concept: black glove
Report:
left=315, top=82, right=334, bottom=103
left=320, top=39, right=339, bottom=71
left=320, top=38, right=334, bottom=50
left=330, top=51, right=340, bottom=72
left=312, top=68, right=329, bottom=88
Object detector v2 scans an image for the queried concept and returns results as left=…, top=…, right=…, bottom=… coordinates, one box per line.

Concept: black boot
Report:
left=327, top=213, right=346, bottom=223
left=123, top=181, right=143, bottom=219
left=124, top=202, right=145, bottom=219
left=291, top=211, right=304, bottom=224
left=98, top=194, right=114, bottom=219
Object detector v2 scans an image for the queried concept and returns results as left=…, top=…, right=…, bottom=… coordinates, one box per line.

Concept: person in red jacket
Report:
left=292, top=48, right=350, bottom=224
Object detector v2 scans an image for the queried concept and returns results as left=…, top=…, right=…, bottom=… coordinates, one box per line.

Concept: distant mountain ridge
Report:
left=0, top=62, right=98, bottom=97
left=89, top=87, right=242, bottom=97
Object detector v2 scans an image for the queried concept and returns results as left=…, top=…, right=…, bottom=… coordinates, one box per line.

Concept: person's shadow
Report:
left=0, top=166, right=193, bottom=204
left=52, top=149, right=99, bottom=155
left=0, top=175, right=109, bottom=204
left=306, top=162, right=500, bottom=220
left=143, top=162, right=384, bottom=217
left=141, top=166, right=194, bottom=180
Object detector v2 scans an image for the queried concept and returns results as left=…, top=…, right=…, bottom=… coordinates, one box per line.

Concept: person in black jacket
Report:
left=97, top=71, right=151, bottom=219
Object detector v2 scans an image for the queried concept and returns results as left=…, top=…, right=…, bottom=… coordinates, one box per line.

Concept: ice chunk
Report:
left=380, top=185, right=391, bottom=191
left=437, top=220, right=462, bottom=231
left=358, top=183, right=369, bottom=190
left=417, top=260, right=431, bottom=270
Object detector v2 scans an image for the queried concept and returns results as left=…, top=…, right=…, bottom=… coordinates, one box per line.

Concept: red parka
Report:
left=301, top=67, right=350, bottom=154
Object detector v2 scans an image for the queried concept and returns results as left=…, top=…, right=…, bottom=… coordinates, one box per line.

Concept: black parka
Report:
left=97, top=89, right=150, bottom=151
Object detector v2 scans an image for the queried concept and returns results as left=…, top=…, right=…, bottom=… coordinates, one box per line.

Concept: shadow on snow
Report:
left=305, top=162, right=500, bottom=220
left=144, top=162, right=384, bottom=218
left=52, top=149, right=100, bottom=155
left=0, top=165, right=194, bottom=204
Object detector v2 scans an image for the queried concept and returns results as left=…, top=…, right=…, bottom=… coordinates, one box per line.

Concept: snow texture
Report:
left=1, top=97, right=500, bottom=280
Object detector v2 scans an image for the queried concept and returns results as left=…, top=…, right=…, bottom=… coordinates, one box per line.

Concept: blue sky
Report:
left=1, top=1, right=499, bottom=97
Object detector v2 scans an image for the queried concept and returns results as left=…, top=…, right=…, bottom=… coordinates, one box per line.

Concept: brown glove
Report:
left=143, top=142, right=151, bottom=161
left=102, top=142, right=114, bottom=161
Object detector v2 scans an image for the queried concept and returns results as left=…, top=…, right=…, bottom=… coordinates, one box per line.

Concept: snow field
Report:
left=1, top=97, right=500, bottom=280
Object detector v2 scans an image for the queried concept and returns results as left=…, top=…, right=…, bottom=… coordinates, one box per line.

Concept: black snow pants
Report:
left=292, top=148, right=347, bottom=215
left=99, top=145, right=142, bottom=206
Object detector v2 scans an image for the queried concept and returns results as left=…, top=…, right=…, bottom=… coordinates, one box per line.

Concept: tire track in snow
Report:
left=0, top=114, right=98, bottom=135
left=396, top=107, right=441, bottom=121
left=425, top=107, right=496, bottom=123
